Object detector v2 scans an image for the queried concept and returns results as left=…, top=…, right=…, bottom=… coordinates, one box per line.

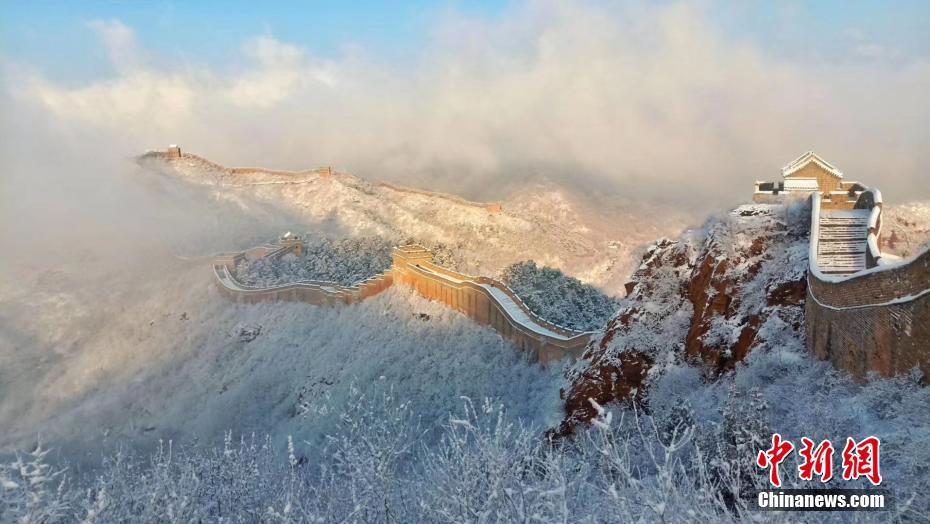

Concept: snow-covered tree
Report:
left=0, top=440, right=72, bottom=523
left=500, top=260, right=621, bottom=331
left=235, top=235, right=394, bottom=287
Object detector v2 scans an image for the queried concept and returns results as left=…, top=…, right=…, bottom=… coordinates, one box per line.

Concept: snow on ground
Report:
left=0, top=253, right=565, bottom=465
left=144, top=156, right=690, bottom=295
left=234, top=235, right=394, bottom=287
left=480, top=284, right=572, bottom=339
left=0, top=158, right=574, bottom=468
left=499, top=260, right=622, bottom=331
left=645, top=332, right=930, bottom=520
left=559, top=202, right=930, bottom=520
left=5, top=155, right=927, bottom=521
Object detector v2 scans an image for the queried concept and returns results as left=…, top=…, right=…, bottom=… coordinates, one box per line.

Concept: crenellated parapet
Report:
left=806, top=187, right=930, bottom=382
left=391, top=245, right=593, bottom=361
left=212, top=243, right=393, bottom=306
left=213, top=242, right=593, bottom=362
left=750, top=152, right=928, bottom=382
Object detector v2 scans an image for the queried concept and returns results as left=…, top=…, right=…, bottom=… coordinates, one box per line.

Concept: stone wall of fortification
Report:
left=391, top=246, right=591, bottom=362
left=213, top=249, right=394, bottom=307
left=377, top=182, right=503, bottom=214
left=213, top=243, right=591, bottom=363
left=806, top=248, right=930, bottom=381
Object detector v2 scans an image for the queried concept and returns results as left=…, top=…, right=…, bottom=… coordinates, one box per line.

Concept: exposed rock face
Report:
left=556, top=204, right=810, bottom=436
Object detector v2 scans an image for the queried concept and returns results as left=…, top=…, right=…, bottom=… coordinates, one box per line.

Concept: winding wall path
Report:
left=213, top=244, right=593, bottom=362
left=806, top=190, right=930, bottom=380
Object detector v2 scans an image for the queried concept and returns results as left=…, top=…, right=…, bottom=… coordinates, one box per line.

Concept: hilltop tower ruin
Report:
left=753, top=151, right=864, bottom=208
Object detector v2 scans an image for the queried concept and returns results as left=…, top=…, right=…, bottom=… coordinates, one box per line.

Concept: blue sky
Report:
left=2, top=1, right=929, bottom=83
left=0, top=1, right=510, bottom=81
left=2, top=1, right=929, bottom=204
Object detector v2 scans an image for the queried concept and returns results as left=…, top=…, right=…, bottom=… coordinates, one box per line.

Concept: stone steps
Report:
left=817, top=240, right=867, bottom=254
left=817, top=210, right=870, bottom=274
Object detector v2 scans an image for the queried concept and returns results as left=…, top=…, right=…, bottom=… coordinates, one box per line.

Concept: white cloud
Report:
left=242, top=36, right=305, bottom=67
left=7, top=1, right=930, bottom=206
left=224, top=37, right=338, bottom=108
left=844, top=26, right=900, bottom=61
left=86, top=18, right=143, bottom=71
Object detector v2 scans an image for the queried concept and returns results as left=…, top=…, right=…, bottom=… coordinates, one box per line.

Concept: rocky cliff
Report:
left=557, top=203, right=811, bottom=436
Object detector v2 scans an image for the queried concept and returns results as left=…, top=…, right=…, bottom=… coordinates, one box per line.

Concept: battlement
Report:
left=213, top=240, right=592, bottom=362
left=766, top=153, right=930, bottom=382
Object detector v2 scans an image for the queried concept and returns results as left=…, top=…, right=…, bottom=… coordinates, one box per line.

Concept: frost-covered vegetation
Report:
left=5, top=169, right=928, bottom=523
left=235, top=236, right=394, bottom=287
left=403, top=238, right=462, bottom=271
left=500, top=260, right=621, bottom=331
left=4, top=364, right=928, bottom=523
left=883, top=200, right=930, bottom=258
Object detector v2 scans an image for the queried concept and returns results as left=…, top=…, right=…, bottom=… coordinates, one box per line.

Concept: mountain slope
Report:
left=550, top=201, right=930, bottom=519
left=558, top=203, right=810, bottom=435
left=140, top=152, right=689, bottom=294
left=883, top=200, right=930, bottom=259
left=0, top=253, right=565, bottom=461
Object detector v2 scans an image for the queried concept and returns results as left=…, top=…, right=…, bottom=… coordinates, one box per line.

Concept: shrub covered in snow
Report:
left=500, top=260, right=621, bottom=331
left=403, top=238, right=462, bottom=271
left=235, top=235, right=394, bottom=287
left=5, top=370, right=927, bottom=523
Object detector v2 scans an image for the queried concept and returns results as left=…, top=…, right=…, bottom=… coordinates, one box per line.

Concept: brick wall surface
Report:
left=789, top=163, right=843, bottom=192
left=807, top=248, right=930, bottom=381
left=808, top=249, right=930, bottom=308
left=214, top=244, right=591, bottom=363
left=807, top=290, right=929, bottom=380
left=391, top=249, right=591, bottom=362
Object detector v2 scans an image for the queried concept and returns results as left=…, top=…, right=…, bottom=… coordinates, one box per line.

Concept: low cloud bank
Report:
left=3, top=1, right=928, bottom=210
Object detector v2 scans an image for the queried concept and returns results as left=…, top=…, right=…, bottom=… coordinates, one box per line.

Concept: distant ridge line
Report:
left=142, top=148, right=503, bottom=212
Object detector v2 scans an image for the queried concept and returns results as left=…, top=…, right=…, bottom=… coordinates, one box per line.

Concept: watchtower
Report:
left=753, top=152, right=863, bottom=208
left=278, top=231, right=303, bottom=257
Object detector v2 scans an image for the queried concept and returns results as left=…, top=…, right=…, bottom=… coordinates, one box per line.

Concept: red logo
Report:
left=756, top=433, right=794, bottom=487
left=757, top=435, right=881, bottom=487
left=798, top=437, right=834, bottom=483
left=841, top=436, right=882, bottom=485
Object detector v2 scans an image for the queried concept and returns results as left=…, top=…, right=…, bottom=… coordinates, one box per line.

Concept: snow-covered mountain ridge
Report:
left=558, top=198, right=930, bottom=436
left=5, top=158, right=930, bottom=520
left=139, top=150, right=690, bottom=295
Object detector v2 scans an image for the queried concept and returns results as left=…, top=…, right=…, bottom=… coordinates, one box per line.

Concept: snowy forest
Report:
left=5, top=1, right=930, bottom=517
left=5, top=364, right=929, bottom=522
left=232, top=235, right=619, bottom=332
left=4, top=189, right=930, bottom=522
left=500, top=260, right=622, bottom=331
left=234, top=236, right=395, bottom=287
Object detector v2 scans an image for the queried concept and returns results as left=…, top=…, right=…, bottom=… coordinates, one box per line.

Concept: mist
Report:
left=1, top=0, right=928, bottom=456
left=2, top=10, right=930, bottom=516
left=3, top=1, right=928, bottom=212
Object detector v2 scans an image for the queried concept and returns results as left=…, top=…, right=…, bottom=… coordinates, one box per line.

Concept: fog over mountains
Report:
left=2, top=1, right=930, bottom=520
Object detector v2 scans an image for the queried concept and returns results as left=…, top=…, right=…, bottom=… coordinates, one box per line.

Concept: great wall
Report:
left=213, top=241, right=594, bottom=362
left=151, top=145, right=503, bottom=213
left=754, top=152, right=930, bottom=380
left=155, top=146, right=928, bottom=380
